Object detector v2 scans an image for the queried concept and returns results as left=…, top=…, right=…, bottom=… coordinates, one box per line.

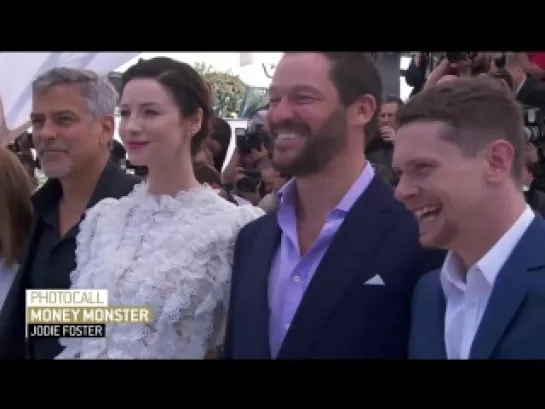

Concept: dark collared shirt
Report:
left=29, top=204, right=81, bottom=359
left=25, top=161, right=140, bottom=359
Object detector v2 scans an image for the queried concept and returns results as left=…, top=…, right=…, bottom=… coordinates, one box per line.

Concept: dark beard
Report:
left=272, top=108, right=347, bottom=177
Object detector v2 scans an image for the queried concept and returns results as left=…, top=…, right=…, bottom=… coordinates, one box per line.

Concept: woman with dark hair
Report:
left=56, top=57, right=263, bottom=360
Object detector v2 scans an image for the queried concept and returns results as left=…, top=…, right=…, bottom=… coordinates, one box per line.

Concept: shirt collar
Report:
left=276, top=162, right=375, bottom=214
left=441, top=205, right=535, bottom=294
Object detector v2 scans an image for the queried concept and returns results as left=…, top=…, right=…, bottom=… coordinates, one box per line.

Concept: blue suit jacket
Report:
left=409, top=216, right=545, bottom=359
left=223, top=176, right=445, bottom=359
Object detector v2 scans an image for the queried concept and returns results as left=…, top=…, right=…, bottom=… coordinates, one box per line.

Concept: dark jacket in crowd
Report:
left=526, top=184, right=545, bottom=218
left=405, top=55, right=429, bottom=98
left=517, top=76, right=545, bottom=111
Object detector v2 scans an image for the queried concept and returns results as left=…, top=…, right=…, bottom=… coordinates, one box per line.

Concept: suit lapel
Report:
left=426, top=277, right=448, bottom=359
left=242, top=213, right=280, bottom=358
left=470, top=218, right=545, bottom=359
left=277, top=177, right=396, bottom=358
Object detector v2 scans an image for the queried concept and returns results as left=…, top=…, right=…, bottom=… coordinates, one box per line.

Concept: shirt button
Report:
left=293, top=276, right=301, bottom=282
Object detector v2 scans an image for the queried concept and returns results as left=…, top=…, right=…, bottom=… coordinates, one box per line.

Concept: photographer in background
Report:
left=519, top=52, right=545, bottom=81
left=366, top=95, right=403, bottom=170
left=504, top=52, right=545, bottom=110
left=495, top=52, right=545, bottom=198
left=522, top=107, right=545, bottom=193
left=258, top=166, right=291, bottom=212
left=231, top=165, right=268, bottom=206
left=222, top=106, right=270, bottom=181
left=7, top=132, right=38, bottom=187
left=193, top=162, right=239, bottom=205
left=424, top=52, right=493, bottom=89
left=405, top=52, right=429, bottom=97
left=523, top=142, right=545, bottom=216
left=204, top=81, right=233, bottom=173
left=110, top=140, right=127, bottom=168
left=222, top=105, right=272, bottom=205
left=208, top=117, right=232, bottom=173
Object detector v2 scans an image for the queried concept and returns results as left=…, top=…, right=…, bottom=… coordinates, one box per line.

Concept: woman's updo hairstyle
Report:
left=120, top=57, right=212, bottom=156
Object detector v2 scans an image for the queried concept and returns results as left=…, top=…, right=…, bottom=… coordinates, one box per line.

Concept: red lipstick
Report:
left=127, top=141, right=150, bottom=150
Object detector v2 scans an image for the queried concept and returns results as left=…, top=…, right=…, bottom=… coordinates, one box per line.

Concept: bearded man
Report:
left=222, top=53, right=445, bottom=359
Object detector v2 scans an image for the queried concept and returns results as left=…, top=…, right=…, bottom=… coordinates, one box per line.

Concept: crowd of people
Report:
left=0, top=51, right=544, bottom=359
left=372, top=52, right=545, bottom=215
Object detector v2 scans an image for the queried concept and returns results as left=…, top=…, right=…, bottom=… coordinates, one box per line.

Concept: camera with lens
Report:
left=235, top=126, right=269, bottom=156
left=446, top=52, right=478, bottom=63
left=236, top=105, right=270, bottom=156
left=523, top=106, right=545, bottom=145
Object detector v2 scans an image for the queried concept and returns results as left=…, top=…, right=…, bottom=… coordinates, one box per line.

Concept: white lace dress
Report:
left=55, top=183, right=263, bottom=359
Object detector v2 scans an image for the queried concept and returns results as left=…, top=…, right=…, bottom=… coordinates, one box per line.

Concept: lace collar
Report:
left=130, top=182, right=216, bottom=213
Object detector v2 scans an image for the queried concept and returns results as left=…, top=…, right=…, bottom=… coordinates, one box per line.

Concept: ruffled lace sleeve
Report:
left=73, top=198, right=118, bottom=281
left=56, top=186, right=264, bottom=360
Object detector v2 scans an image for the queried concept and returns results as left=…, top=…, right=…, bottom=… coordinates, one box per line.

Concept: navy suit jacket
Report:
left=409, top=216, right=545, bottom=359
left=223, top=175, right=445, bottom=359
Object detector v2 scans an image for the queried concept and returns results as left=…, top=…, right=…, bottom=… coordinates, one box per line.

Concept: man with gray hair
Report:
left=0, top=67, right=140, bottom=360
